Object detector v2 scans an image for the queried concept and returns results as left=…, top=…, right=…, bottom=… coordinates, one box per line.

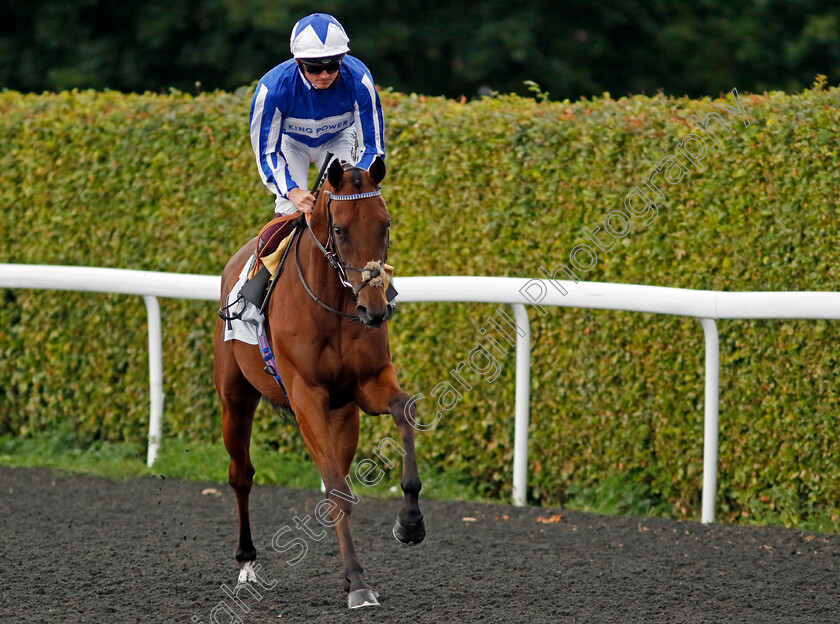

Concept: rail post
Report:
left=143, top=295, right=165, bottom=467
left=511, top=304, right=531, bottom=506
left=699, top=318, right=720, bottom=523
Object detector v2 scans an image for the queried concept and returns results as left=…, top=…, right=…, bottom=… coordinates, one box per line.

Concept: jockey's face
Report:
left=300, top=63, right=340, bottom=90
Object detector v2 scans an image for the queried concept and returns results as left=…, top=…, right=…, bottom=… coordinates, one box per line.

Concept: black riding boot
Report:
left=239, top=266, right=271, bottom=307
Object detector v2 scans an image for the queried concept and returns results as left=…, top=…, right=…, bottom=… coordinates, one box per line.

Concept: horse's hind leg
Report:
left=216, top=356, right=262, bottom=581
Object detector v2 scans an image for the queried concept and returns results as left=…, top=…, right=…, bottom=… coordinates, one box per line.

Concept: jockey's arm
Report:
left=351, top=65, right=386, bottom=170
left=250, top=83, right=297, bottom=201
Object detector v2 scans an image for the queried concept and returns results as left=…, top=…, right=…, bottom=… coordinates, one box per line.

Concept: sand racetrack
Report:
left=1, top=465, right=838, bottom=623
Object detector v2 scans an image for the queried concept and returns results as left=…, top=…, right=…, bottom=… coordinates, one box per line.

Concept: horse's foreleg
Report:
left=388, top=391, right=426, bottom=545
left=356, top=369, right=426, bottom=546
left=326, top=405, right=371, bottom=597
left=291, top=386, right=378, bottom=608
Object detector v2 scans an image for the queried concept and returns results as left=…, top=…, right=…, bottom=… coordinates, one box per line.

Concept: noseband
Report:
left=295, top=187, right=389, bottom=319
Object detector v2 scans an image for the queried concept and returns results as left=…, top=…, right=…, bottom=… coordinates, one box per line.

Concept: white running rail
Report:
left=2, top=264, right=839, bottom=523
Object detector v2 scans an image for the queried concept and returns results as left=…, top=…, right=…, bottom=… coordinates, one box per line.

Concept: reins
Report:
left=295, top=185, right=388, bottom=320
left=295, top=225, right=358, bottom=319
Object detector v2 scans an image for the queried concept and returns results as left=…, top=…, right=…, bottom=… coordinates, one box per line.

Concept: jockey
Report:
left=235, top=13, right=385, bottom=309
left=250, top=13, right=385, bottom=223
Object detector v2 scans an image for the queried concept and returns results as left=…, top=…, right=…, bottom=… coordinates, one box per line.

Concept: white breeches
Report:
left=273, top=128, right=357, bottom=215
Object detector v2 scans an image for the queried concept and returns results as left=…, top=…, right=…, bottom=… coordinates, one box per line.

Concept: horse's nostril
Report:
left=357, top=304, right=389, bottom=327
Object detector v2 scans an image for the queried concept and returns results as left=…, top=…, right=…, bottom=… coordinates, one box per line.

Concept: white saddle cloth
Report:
left=223, top=254, right=262, bottom=345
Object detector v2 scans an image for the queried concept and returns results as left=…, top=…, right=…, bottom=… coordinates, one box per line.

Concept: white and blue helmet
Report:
left=290, top=13, right=350, bottom=59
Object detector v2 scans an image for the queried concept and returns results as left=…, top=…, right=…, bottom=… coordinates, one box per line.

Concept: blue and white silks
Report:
left=249, top=55, right=385, bottom=206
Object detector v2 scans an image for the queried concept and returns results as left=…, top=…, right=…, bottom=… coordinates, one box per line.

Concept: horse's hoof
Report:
left=348, top=588, right=380, bottom=609
left=392, top=516, right=426, bottom=545
left=237, top=561, right=258, bottom=584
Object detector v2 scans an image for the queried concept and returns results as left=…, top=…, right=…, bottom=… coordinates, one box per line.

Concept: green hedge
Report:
left=2, top=83, right=839, bottom=528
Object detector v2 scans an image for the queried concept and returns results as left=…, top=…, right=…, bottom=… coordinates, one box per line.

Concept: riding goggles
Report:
left=300, top=58, right=342, bottom=75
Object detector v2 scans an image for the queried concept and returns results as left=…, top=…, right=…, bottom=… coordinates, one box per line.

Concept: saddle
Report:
left=253, top=213, right=303, bottom=277
left=239, top=213, right=304, bottom=310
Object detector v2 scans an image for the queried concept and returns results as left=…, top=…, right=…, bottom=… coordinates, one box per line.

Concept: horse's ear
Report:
left=327, top=158, right=344, bottom=188
left=369, top=156, right=386, bottom=186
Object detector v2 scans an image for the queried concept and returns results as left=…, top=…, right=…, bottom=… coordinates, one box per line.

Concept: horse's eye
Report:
left=333, top=226, right=343, bottom=238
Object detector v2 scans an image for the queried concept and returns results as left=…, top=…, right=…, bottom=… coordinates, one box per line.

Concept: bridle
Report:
left=295, top=187, right=390, bottom=320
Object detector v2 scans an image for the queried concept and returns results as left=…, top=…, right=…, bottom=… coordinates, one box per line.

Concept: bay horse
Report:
left=213, top=156, right=425, bottom=609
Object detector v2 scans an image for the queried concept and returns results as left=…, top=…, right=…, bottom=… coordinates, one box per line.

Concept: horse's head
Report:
left=317, top=156, right=392, bottom=327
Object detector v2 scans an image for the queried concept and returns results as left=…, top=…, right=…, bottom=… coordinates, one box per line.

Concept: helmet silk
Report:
left=290, top=13, right=350, bottom=59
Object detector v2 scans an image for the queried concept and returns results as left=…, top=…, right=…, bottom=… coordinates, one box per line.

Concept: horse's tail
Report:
left=261, top=397, right=298, bottom=429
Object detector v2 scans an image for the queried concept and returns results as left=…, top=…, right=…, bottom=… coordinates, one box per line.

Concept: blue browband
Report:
left=325, top=189, right=382, bottom=201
